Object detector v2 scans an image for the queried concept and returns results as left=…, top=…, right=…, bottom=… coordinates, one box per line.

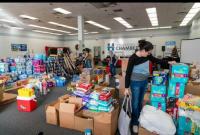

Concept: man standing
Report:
left=109, top=51, right=118, bottom=76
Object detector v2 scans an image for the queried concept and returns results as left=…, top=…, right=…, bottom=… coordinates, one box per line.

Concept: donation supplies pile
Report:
left=141, top=63, right=194, bottom=135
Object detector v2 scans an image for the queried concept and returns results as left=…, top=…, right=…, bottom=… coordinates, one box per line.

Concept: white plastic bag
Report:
left=118, top=96, right=132, bottom=135
left=139, top=105, right=176, bottom=135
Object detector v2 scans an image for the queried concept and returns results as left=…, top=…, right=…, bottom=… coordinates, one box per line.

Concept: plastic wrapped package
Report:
left=139, top=105, right=176, bottom=135
left=177, top=116, right=192, bottom=134
left=170, top=64, right=189, bottom=83
left=73, top=90, right=86, bottom=97
left=98, top=98, right=112, bottom=107
left=152, top=71, right=168, bottom=85
left=18, top=74, right=27, bottom=80
left=150, top=93, right=166, bottom=102
left=89, top=91, right=100, bottom=100
left=99, top=91, right=112, bottom=101
left=151, top=101, right=166, bottom=112
left=177, top=94, right=200, bottom=112
left=168, top=80, right=186, bottom=98
left=151, top=85, right=166, bottom=94
left=89, top=99, right=99, bottom=106
left=98, top=104, right=112, bottom=112
left=86, top=103, right=98, bottom=111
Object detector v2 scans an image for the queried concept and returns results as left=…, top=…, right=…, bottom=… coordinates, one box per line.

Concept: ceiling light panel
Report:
left=28, top=24, right=70, bottom=33
left=180, top=3, right=200, bottom=26
left=19, top=15, right=38, bottom=20
left=126, top=26, right=172, bottom=31
left=48, top=22, right=78, bottom=30
left=113, top=17, right=133, bottom=28
left=86, top=20, right=111, bottom=30
left=0, top=19, right=15, bottom=23
left=33, top=30, right=62, bottom=36
left=53, top=8, right=71, bottom=15
left=146, top=7, right=158, bottom=26
left=10, top=27, right=24, bottom=30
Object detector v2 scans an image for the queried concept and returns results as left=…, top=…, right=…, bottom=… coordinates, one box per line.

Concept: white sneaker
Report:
left=133, top=125, right=138, bottom=133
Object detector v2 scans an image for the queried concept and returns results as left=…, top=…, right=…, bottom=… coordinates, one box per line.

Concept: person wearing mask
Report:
left=109, top=51, right=118, bottom=76
left=83, top=48, right=93, bottom=68
left=124, top=40, right=176, bottom=135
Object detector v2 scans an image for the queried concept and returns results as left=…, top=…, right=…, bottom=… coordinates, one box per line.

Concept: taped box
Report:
left=59, top=97, right=83, bottom=129
left=45, top=100, right=60, bottom=125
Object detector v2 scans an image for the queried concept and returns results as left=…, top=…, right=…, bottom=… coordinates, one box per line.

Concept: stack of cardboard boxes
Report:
left=45, top=94, right=119, bottom=135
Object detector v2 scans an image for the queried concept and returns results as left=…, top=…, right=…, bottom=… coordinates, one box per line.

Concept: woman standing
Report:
left=124, top=40, right=176, bottom=135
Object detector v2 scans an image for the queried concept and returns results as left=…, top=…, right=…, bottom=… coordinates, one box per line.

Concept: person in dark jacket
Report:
left=109, top=51, right=118, bottom=76
left=124, top=40, right=176, bottom=135
left=83, top=48, right=92, bottom=68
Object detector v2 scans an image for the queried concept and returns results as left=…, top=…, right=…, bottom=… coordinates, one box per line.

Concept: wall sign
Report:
left=107, top=43, right=138, bottom=51
left=11, top=44, right=27, bottom=51
left=165, top=41, right=176, bottom=46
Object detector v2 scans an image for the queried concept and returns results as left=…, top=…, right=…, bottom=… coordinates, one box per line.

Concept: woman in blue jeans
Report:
left=124, top=40, right=175, bottom=135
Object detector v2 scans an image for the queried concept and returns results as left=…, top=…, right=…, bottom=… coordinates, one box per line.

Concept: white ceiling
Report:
left=0, top=3, right=197, bottom=36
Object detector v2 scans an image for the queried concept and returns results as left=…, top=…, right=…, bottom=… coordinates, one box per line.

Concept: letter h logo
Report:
left=107, top=43, right=114, bottom=51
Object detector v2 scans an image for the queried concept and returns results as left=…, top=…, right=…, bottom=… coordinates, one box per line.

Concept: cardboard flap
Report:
left=68, top=97, right=82, bottom=106
left=59, top=102, right=76, bottom=113
left=46, top=106, right=56, bottom=113
left=45, top=100, right=60, bottom=111
left=58, top=94, right=71, bottom=102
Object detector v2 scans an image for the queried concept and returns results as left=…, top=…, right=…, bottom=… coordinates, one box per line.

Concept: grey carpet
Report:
left=0, top=87, right=82, bottom=135
left=0, top=77, right=120, bottom=135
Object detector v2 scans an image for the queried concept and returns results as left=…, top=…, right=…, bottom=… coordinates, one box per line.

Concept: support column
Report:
left=78, top=15, right=84, bottom=51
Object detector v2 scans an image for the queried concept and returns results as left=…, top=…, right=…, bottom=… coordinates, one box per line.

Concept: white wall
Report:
left=189, top=16, right=200, bottom=38
left=64, top=27, right=189, bottom=59
left=0, top=28, right=64, bottom=58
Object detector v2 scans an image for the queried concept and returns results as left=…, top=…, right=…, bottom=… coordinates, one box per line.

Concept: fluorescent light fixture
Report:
left=48, top=21, right=77, bottom=30
left=19, top=15, right=38, bottom=20
left=53, top=8, right=71, bottom=14
left=32, top=30, right=62, bottom=36
left=126, top=26, right=172, bottom=31
left=146, top=7, right=158, bottom=26
left=10, top=27, right=24, bottom=30
left=86, top=20, right=111, bottom=30
left=90, top=32, right=99, bottom=34
left=113, top=17, right=133, bottom=28
left=68, top=33, right=78, bottom=36
left=28, top=24, right=70, bottom=33
left=84, top=33, right=89, bottom=35
left=180, top=3, right=200, bottom=26
left=0, top=19, right=15, bottom=23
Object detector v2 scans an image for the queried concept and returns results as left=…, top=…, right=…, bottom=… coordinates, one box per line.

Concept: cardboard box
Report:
left=94, top=105, right=119, bottom=135
left=74, top=110, right=94, bottom=132
left=59, top=97, right=82, bottom=129
left=0, top=90, right=4, bottom=101
left=139, top=127, right=157, bottom=135
left=185, top=82, right=200, bottom=96
left=45, top=100, right=60, bottom=125
left=58, top=94, right=71, bottom=103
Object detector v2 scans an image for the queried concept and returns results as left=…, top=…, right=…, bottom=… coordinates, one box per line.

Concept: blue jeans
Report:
left=110, top=64, right=116, bottom=76
left=130, top=80, right=148, bottom=126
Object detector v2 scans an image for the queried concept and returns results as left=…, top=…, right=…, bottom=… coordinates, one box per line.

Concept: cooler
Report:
left=17, top=96, right=37, bottom=112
